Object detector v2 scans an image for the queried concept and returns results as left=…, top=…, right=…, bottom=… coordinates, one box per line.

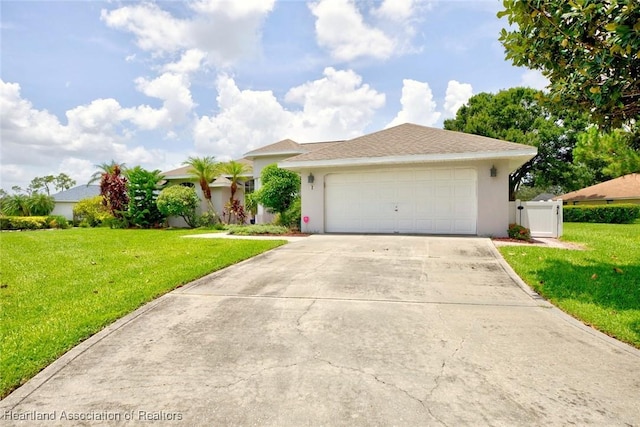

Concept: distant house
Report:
left=556, top=174, right=640, bottom=205
left=51, top=185, right=101, bottom=220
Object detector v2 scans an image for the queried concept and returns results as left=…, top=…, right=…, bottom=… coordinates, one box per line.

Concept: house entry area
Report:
left=324, top=167, right=478, bottom=234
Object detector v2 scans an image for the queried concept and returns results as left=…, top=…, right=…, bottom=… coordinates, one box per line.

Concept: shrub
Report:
left=563, top=204, right=640, bottom=224
left=254, top=164, right=300, bottom=215
left=126, top=166, right=165, bottom=228
left=3, top=194, right=31, bottom=216
left=156, top=185, right=200, bottom=228
left=508, top=223, right=531, bottom=241
left=46, top=215, right=70, bottom=229
left=227, top=224, right=289, bottom=235
left=0, top=216, right=49, bottom=230
left=277, top=197, right=301, bottom=229
left=2, top=194, right=54, bottom=216
left=28, top=194, right=55, bottom=216
left=244, top=192, right=258, bottom=217
left=99, top=164, right=129, bottom=219
left=223, top=199, right=247, bottom=224
left=73, top=196, right=114, bottom=227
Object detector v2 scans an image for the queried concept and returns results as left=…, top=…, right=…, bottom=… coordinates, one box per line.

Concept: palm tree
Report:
left=219, top=160, right=251, bottom=204
left=182, top=156, right=220, bottom=216
left=88, top=160, right=127, bottom=185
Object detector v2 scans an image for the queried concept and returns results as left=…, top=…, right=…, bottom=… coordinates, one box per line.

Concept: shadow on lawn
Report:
left=532, top=258, right=640, bottom=312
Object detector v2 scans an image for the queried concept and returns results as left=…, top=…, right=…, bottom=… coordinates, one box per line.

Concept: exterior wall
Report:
left=298, top=160, right=512, bottom=237
left=214, top=186, right=247, bottom=223
left=253, top=155, right=293, bottom=224
left=51, top=202, right=75, bottom=220
left=475, top=159, right=511, bottom=237
left=164, top=180, right=248, bottom=226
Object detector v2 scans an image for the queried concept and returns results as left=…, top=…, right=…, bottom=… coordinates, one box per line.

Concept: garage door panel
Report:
left=325, top=168, right=476, bottom=234
left=454, top=219, right=475, bottom=234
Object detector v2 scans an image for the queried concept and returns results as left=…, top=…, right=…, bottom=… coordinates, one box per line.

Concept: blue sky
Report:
left=0, top=0, right=547, bottom=192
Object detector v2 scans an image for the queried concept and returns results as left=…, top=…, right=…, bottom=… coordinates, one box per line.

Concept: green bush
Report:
left=126, top=166, right=165, bottom=228
left=277, top=197, right=301, bottom=229
left=227, top=224, right=290, bottom=235
left=46, top=215, right=70, bottom=229
left=156, top=185, right=200, bottom=228
left=28, top=194, right=55, bottom=216
left=0, top=216, right=49, bottom=230
left=564, top=204, right=640, bottom=224
left=198, top=212, right=225, bottom=229
left=73, top=196, right=114, bottom=227
left=508, top=223, right=531, bottom=241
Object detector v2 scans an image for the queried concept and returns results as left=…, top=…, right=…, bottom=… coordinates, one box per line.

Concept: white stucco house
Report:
left=162, top=160, right=253, bottom=227
left=244, top=139, right=338, bottom=224
left=51, top=185, right=101, bottom=220
left=271, top=123, right=536, bottom=237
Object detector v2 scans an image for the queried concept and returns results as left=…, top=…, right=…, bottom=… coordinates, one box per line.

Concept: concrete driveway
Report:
left=2, top=235, right=639, bottom=426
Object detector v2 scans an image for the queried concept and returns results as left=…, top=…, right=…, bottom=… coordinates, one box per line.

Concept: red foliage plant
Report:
left=100, top=165, right=129, bottom=219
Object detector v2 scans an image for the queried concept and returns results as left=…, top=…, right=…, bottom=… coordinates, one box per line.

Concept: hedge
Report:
left=563, top=204, right=640, bottom=224
left=0, top=215, right=70, bottom=230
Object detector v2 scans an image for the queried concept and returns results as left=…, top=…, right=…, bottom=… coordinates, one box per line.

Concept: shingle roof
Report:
left=162, top=165, right=191, bottom=178
left=556, top=174, right=640, bottom=202
left=244, top=139, right=305, bottom=157
left=52, top=185, right=100, bottom=202
left=282, top=123, right=535, bottom=164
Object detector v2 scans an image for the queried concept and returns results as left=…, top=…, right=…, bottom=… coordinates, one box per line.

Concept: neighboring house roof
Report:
left=243, top=139, right=343, bottom=159
left=531, top=193, right=557, bottom=201
left=162, top=165, right=191, bottom=178
left=52, top=185, right=100, bottom=202
left=244, top=139, right=305, bottom=158
left=280, top=123, right=537, bottom=170
left=556, top=173, right=640, bottom=202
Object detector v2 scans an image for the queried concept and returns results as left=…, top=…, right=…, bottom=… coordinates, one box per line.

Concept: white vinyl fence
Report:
left=513, top=199, right=563, bottom=238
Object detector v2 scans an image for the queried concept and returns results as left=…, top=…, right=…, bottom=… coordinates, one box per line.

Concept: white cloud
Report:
left=284, top=67, right=385, bottom=135
left=443, top=80, right=473, bottom=117
left=520, top=69, right=549, bottom=91
left=310, top=0, right=428, bottom=61
left=101, top=0, right=275, bottom=66
left=374, top=0, right=416, bottom=22
left=101, top=3, right=188, bottom=54
left=194, top=68, right=385, bottom=158
left=309, top=0, right=395, bottom=61
left=162, top=49, right=205, bottom=74
left=0, top=79, right=171, bottom=190
left=387, top=79, right=440, bottom=128
left=133, top=72, right=195, bottom=127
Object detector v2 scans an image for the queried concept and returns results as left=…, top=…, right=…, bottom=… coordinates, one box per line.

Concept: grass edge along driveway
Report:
left=499, top=222, right=640, bottom=349
left=0, top=228, right=285, bottom=398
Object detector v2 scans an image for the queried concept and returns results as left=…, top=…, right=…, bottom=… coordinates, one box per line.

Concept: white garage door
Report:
left=325, top=168, right=477, bottom=234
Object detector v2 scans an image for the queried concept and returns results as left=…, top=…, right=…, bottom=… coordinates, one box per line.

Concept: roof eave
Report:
left=279, top=149, right=537, bottom=171
left=244, top=150, right=305, bottom=159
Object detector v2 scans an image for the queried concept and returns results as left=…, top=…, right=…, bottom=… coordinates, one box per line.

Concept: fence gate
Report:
left=515, top=199, right=563, bottom=238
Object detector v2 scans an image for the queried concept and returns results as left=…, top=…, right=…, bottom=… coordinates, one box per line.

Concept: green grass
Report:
left=0, top=228, right=285, bottom=397
left=499, top=222, right=640, bottom=348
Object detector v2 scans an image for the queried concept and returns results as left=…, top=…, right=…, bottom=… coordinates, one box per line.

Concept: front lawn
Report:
left=499, top=222, right=640, bottom=348
left=0, top=228, right=284, bottom=398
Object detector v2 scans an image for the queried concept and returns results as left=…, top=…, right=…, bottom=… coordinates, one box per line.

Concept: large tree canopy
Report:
left=444, top=87, right=588, bottom=199
left=573, top=127, right=640, bottom=183
left=498, top=0, right=640, bottom=128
